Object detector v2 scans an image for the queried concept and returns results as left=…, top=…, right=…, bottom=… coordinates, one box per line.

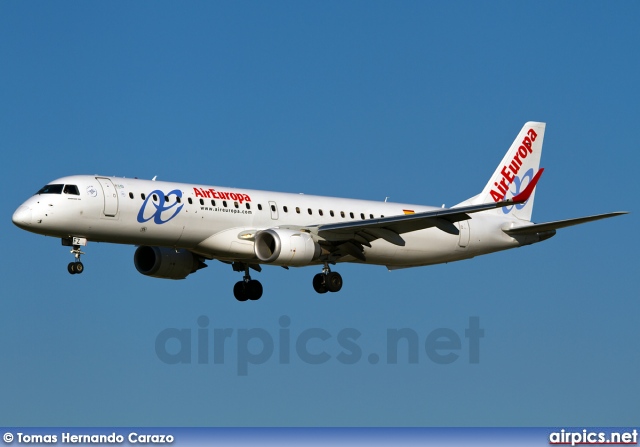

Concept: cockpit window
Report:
left=35, top=184, right=64, bottom=195
left=63, top=184, right=80, bottom=195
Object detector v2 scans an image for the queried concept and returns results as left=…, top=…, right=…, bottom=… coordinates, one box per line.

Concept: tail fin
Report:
left=463, top=122, right=546, bottom=222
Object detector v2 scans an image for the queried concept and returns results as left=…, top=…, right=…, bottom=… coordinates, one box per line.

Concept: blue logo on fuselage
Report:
left=137, top=189, right=184, bottom=224
left=502, top=168, right=534, bottom=214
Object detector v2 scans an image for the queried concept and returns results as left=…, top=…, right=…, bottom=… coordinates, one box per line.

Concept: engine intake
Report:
left=134, top=246, right=206, bottom=280
left=254, top=229, right=321, bottom=266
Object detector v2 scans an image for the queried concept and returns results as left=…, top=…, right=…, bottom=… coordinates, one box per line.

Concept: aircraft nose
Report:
left=12, top=205, right=32, bottom=228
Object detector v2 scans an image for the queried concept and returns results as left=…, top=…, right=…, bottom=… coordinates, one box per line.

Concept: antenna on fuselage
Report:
left=384, top=197, right=389, bottom=202
left=152, top=176, right=157, bottom=181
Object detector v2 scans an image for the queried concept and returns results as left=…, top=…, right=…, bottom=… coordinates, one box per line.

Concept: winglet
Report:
left=510, top=168, right=544, bottom=203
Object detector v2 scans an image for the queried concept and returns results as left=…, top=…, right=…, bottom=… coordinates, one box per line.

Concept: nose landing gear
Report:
left=67, top=245, right=85, bottom=274
left=63, top=237, right=87, bottom=275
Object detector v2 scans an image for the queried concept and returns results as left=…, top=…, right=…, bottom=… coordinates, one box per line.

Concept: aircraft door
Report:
left=268, top=201, right=279, bottom=220
left=96, top=177, right=119, bottom=217
left=457, top=220, right=470, bottom=249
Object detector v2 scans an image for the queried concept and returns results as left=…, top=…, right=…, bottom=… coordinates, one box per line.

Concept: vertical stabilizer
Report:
left=466, top=122, right=546, bottom=222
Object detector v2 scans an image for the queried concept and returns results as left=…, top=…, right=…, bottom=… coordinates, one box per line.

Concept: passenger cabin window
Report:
left=271, top=204, right=276, bottom=212
left=340, top=211, right=345, bottom=218
left=330, top=210, right=334, bottom=217
left=211, top=200, right=215, bottom=206
left=296, top=207, right=301, bottom=214
left=223, top=201, right=228, bottom=207
left=258, top=204, right=263, bottom=211
left=234, top=202, right=239, bottom=208
left=283, top=206, right=288, bottom=213
left=188, top=198, right=193, bottom=204
left=141, top=193, right=146, bottom=200
left=319, top=209, right=324, bottom=216
left=308, top=208, right=312, bottom=215
left=129, top=192, right=134, bottom=199
left=36, top=184, right=64, bottom=195
left=245, top=203, right=250, bottom=209
left=63, top=185, right=80, bottom=195
left=360, top=213, right=365, bottom=220
left=200, top=199, right=204, bottom=205
left=350, top=212, right=354, bottom=219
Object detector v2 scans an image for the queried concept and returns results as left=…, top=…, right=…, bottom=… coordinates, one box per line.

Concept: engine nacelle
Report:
left=254, top=229, right=321, bottom=266
left=134, top=246, right=206, bottom=280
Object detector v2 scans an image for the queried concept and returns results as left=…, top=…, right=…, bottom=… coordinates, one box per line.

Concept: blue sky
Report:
left=1, top=1, right=638, bottom=426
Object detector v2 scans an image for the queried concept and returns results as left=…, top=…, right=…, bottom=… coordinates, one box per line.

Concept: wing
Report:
left=502, top=211, right=628, bottom=236
left=298, top=168, right=544, bottom=262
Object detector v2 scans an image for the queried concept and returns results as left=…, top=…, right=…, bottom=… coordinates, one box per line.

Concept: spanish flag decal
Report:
left=403, top=209, right=415, bottom=215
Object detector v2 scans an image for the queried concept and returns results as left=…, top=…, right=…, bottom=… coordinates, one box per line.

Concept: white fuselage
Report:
left=13, top=175, right=525, bottom=269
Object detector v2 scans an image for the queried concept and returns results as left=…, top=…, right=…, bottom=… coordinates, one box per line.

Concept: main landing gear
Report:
left=63, top=238, right=87, bottom=275
left=312, top=263, right=343, bottom=294
left=232, top=262, right=263, bottom=302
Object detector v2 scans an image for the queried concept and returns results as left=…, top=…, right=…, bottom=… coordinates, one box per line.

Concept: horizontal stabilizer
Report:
left=503, top=212, right=628, bottom=236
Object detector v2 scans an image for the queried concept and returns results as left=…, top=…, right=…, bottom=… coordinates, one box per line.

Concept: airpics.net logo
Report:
left=155, top=316, right=484, bottom=376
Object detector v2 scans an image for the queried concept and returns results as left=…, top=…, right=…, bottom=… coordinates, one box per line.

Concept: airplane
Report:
left=12, top=122, right=626, bottom=301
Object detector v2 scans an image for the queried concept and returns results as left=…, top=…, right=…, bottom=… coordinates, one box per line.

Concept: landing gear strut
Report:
left=67, top=244, right=85, bottom=275
left=312, top=263, right=343, bottom=294
left=232, top=262, right=263, bottom=301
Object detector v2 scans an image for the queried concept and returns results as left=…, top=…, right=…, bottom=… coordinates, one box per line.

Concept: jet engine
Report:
left=254, top=229, right=321, bottom=266
left=134, top=246, right=207, bottom=280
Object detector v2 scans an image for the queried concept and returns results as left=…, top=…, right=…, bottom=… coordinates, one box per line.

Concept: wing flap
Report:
left=362, top=228, right=406, bottom=246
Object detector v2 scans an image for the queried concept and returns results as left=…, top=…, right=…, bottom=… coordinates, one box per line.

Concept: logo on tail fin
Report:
left=489, top=128, right=538, bottom=202
left=502, top=168, right=534, bottom=214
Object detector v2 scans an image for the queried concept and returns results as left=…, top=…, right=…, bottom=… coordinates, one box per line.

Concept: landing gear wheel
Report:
left=312, top=273, right=328, bottom=294
left=232, top=262, right=264, bottom=302
left=325, top=271, right=343, bottom=293
left=67, top=262, right=84, bottom=275
left=233, top=281, right=249, bottom=302
left=234, top=280, right=263, bottom=301
left=246, top=280, right=263, bottom=301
